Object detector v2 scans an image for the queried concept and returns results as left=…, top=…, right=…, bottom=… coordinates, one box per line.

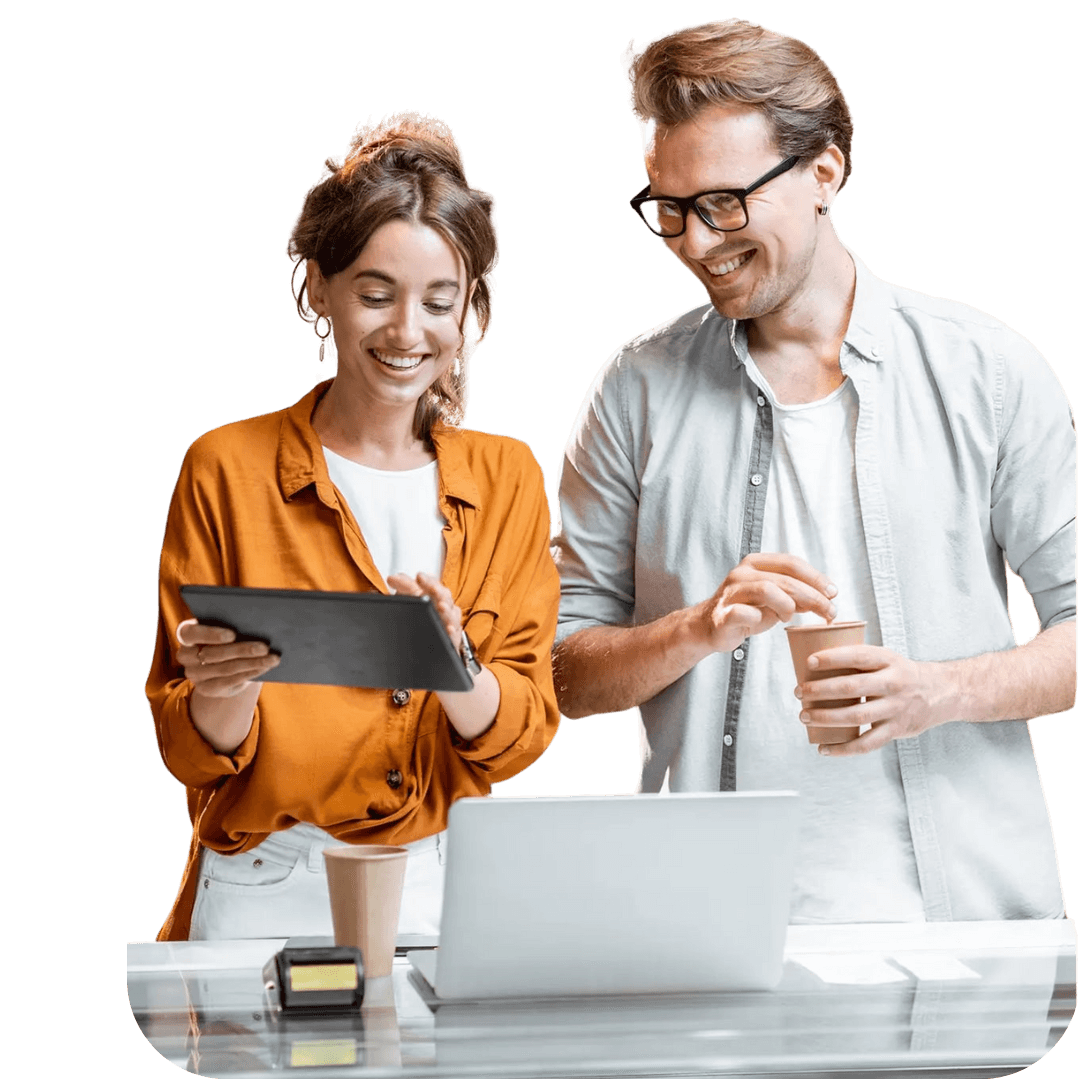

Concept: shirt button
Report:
left=750, top=473, right=763, bottom=487
left=756, top=395, right=766, bottom=407
left=723, top=734, right=733, bottom=747
left=871, top=345, right=881, bottom=358
left=391, top=689, right=411, bottom=707
left=386, top=770, right=403, bottom=789
left=733, top=648, right=745, bottom=661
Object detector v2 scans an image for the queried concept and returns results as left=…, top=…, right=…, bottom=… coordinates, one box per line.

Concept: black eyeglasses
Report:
left=630, top=156, right=801, bottom=237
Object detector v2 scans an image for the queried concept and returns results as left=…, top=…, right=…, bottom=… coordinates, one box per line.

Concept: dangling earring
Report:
left=818, top=202, right=830, bottom=216
left=313, top=313, right=332, bottom=367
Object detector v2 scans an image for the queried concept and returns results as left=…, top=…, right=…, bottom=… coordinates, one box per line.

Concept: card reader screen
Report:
left=288, top=963, right=359, bottom=993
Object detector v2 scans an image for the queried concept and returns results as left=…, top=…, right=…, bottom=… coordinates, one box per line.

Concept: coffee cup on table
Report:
left=784, top=620, right=867, bottom=746
left=323, top=845, right=408, bottom=978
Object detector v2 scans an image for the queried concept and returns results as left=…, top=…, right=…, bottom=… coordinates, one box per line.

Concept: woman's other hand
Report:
left=175, top=618, right=278, bottom=753
left=386, top=572, right=464, bottom=650
left=385, top=572, right=500, bottom=740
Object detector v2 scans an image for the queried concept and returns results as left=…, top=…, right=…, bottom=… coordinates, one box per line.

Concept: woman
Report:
left=146, top=115, right=560, bottom=941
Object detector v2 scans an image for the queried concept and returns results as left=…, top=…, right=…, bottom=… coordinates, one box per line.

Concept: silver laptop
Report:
left=408, top=791, right=799, bottom=1001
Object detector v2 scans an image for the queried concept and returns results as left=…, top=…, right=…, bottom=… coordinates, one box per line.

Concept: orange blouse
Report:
left=147, top=382, right=560, bottom=940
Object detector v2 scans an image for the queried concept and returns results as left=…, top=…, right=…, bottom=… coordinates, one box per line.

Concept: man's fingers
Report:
left=799, top=671, right=878, bottom=704
left=175, top=618, right=237, bottom=648
left=727, top=580, right=797, bottom=622
left=716, top=602, right=776, bottom=639
left=807, top=645, right=887, bottom=672
left=743, top=553, right=837, bottom=598
left=729, top=569, right=836, bottom=621
left=817, top=721, right=893, bottom=757
left=801, top=692, right=889, bottom=727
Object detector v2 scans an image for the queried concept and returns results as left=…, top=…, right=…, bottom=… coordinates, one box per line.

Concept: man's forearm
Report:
left=946, top=619, right=1076, bottom=722
left=554, top=608, right=714, bottom=718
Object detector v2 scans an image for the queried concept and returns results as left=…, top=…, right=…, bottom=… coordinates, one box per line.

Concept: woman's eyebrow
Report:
left=353, top=268, right=460, bottom=291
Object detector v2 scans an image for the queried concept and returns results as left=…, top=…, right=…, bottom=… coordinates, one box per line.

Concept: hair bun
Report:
left=333, top=113, right=466, bottom=184
left=317, top=155, right=343, bottom=180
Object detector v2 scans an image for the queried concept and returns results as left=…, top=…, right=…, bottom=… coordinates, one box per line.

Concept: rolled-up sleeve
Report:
left=452, top=449, right=561, bottom=781
left=990, top=330, right=1076, bottom=629
left=553, top=356, right=640, bottom=643
left=146, top=454, right=261, bottom=788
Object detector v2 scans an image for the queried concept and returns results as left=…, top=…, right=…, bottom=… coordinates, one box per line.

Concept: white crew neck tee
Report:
left=322, top=447, right=446, bottom=582
left=737, top=352, right=924, bottom=923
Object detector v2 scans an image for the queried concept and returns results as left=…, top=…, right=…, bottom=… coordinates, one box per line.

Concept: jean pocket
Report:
left=199, top=846, right=305, bottom=893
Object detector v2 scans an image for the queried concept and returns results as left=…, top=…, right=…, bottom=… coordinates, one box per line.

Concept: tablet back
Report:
left=181, top=584, right=472, bottom=690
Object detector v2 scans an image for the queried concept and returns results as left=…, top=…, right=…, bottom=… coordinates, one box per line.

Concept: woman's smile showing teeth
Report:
left=371, top=348, right=427, bottom=371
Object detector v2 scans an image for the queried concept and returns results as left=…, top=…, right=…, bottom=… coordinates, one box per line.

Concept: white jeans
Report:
left=188, top=823, right=445, bottom=940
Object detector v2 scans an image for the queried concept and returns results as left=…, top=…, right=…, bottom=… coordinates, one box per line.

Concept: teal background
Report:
left=4, top=0, right=1075, bottom=1075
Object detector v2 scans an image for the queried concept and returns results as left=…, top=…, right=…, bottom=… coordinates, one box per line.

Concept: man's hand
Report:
left=795, top=644, right=953, bottom=755
left=556, top=552, right=837, bottom=717
left=699, top=553, right=838, bottom=652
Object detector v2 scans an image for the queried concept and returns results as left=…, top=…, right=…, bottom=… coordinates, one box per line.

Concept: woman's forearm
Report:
left=190, top=683, right=260, bottom=754
left=436, top=665, right=501, bottom=741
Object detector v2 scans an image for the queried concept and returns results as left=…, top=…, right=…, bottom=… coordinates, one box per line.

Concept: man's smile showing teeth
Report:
left=371, top=348, right=427, bottom=370
left=703, top=249, right=754, bottom=277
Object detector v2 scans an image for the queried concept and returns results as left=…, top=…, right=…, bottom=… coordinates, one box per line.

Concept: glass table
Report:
left=128, top=920, right=1075, bottom=1077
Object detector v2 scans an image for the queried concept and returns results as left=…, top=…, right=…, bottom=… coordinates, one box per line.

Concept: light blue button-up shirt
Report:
left=554, top=257, right=1075, bottom=920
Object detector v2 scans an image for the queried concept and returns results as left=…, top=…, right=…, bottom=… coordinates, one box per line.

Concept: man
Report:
left=552, top=20, right=1075, bottom=922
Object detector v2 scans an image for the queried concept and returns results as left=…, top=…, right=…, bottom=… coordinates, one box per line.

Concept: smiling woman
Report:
left=145, top=115, right=560, bottom=942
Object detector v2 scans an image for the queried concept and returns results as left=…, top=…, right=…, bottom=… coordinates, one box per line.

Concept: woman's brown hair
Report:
left=289, top=115, right=497, bottom=447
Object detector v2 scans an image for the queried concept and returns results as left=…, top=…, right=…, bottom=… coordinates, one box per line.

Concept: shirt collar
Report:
left=842, top=252, right=890, bottom=364
left=430, top=424, right=482, bottom=509
left=726, top=250, right=890, bottom=369
left=276, top=380, right=481, bottom=508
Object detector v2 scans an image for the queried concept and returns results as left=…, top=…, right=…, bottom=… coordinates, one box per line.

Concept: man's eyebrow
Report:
left=353, top=269, right=460, bottom=290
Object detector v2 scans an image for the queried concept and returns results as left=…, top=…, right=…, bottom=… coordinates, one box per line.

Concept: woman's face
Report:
left=309, top=219, right=468, bottom=417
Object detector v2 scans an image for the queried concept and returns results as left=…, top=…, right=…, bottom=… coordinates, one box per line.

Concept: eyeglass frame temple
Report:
left=629, top=155, right=801, bottom=236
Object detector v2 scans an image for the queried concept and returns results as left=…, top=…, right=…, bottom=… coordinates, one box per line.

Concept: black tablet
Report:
left=180, top=585, right=473, bottom=691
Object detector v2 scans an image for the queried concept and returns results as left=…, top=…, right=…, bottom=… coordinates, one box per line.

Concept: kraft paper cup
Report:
left=323, top=845, right=408, bottom=978
left=785, top=620, right=866, bottom=745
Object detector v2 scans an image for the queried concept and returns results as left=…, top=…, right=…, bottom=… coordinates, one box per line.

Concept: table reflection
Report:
left=128, top=923, right=1075, bottom=1077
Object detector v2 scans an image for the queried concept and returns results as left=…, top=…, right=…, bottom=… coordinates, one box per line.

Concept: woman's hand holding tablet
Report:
left=386, top=571, right=501, bottom=741
left=174, top=618, right=280, bottom=753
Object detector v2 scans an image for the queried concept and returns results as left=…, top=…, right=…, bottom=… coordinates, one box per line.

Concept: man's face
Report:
left=645, top=105, right=823, bottom=322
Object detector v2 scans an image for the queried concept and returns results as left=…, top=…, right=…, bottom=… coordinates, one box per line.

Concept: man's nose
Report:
left=678, top=210, right=728, bottom=261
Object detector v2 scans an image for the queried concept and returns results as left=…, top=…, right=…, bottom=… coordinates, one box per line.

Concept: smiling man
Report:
left=552, top=20, right=1075, bottom=922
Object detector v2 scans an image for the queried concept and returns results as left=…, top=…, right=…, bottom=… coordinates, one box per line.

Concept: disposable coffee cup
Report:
left=785, top=620, right=866, bottom=745
left=323, top=845, right=408, bottom=978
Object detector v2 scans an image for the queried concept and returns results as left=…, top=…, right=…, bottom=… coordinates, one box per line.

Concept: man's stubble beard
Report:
left=705, top=236, right=819, bottom=324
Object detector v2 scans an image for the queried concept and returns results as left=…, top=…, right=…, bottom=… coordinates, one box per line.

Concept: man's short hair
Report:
left=630, top=19, right=853, bottom=189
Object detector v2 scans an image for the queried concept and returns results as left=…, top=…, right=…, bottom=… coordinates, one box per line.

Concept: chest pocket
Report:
left=462, top=573, right=502, bottom=658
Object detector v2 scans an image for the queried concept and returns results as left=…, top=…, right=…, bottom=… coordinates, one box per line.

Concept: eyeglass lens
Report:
left=641, top=191, right=746, bottom=236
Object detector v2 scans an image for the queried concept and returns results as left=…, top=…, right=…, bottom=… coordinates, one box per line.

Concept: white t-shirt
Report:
left=322, top=447, right=446, bottom=582
left=737, top=354, right=924, bottom=923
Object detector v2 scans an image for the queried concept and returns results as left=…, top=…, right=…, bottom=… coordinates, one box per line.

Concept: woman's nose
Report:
left=386, top=302, right=422, bottom=346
